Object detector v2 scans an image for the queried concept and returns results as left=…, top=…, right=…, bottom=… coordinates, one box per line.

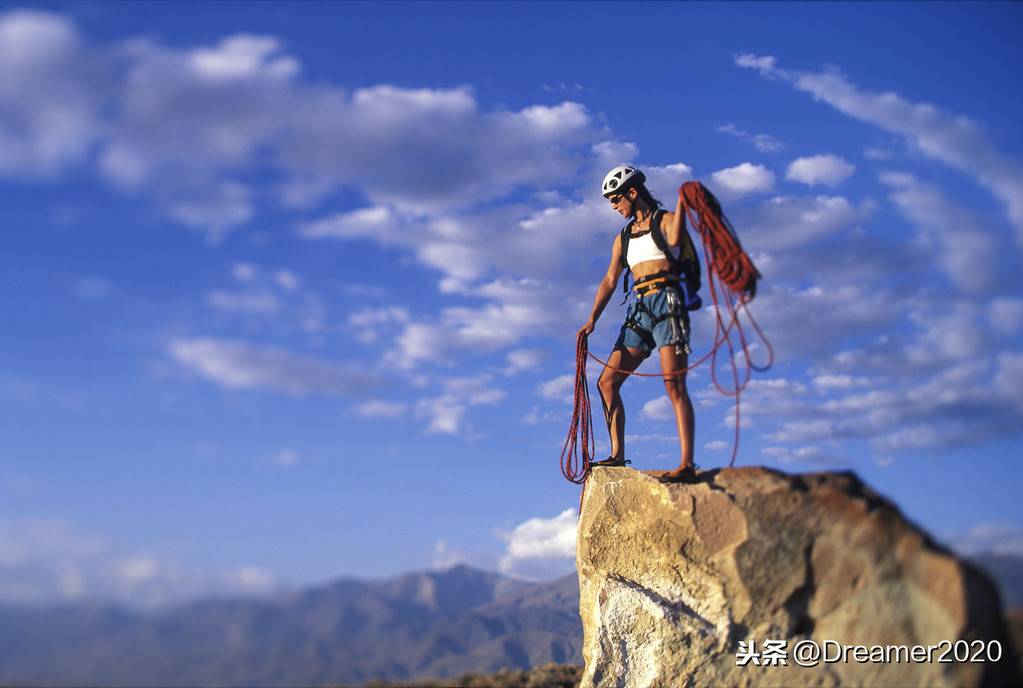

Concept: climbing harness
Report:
left=560, top=180, right=774, bottom=486
left=619, top=209, right=702, bottom=309
left=619, top=285, right=691, bottom=356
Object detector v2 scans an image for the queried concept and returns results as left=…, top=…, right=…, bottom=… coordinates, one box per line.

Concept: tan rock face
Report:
left=576, top=467, right=1019, bottom=688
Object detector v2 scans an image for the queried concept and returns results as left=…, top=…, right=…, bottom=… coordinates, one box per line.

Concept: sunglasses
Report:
left=608, top=193, right=628, bottom=205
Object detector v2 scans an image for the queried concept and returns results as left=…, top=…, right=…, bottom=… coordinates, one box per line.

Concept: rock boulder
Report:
left=576, top=467, right=1018, bottom=687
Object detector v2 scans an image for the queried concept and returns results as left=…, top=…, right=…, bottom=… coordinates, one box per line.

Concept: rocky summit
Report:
left=576, top=466, right=1020, bottom=688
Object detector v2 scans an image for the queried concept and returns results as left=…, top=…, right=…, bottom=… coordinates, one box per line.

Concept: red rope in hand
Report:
left=681, top=181, right=774, bottom=464
left=560, top=331, right=595, bottom=484
left=681, top=181, right=760, bottom=302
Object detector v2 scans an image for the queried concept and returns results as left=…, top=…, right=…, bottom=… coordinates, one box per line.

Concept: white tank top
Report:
left=627, top=230, right=680, bottom=269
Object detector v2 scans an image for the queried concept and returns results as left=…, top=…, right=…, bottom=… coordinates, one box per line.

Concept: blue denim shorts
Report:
left=614, top=286, right=691, bottom=354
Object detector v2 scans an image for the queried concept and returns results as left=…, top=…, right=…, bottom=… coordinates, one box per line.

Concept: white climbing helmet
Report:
left=601, top=165, right=646, bottom=197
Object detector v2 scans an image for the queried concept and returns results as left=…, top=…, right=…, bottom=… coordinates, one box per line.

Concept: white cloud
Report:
left=73, top=276, right=112, bottom=300
left=498, top=508, right=577, bottom=580
left=641, top=396, right=672, bottom=420
left=231, top=262, right=257, bottom=282
left=879, top=172, right=1000, bottom=293
left=0, top=519, right=278, bottom=608
left=990, top=298, right=1023, bottom=335
left=734, top=53, right=779, bottom=73
left=279, top=86, right=597, bottom=216
left=274, top=270, right=300, bottom=291
left=100, top=33, right=298, bottom=187
left=624, top=432, right=676, bottom=444
left=761, top=445, right=847, bottom=466
left=769, top=419, right=840, bottom=444
left=996, top=352, right=1023, bottom=407
left=786, top=154, right=855, bottom=187
left=355, top=400, right=408, bottom=418
left=161, top=179, right=254, bottom=240
left=538, top=374, right=575, bottom=404
left=707, top=162, right=775, bottom=201
left=387, top=278, right=565, bottom=368
left=432, top=539, right=472, bottom=569
left=811, top=374, right=871, bottom=390
left=736, top=53, right=1023, bottom=244
left=542, top=82, right=588, bottom=95
left=904, top=301, right=988, bottom=367
left=864, top=147, right=894, bottom=160
left=169, top=337, right=378, bottom=395
left=2, top=13, right=609, bottom=238
left=274, top=448, right=300, bottom=467
left=740, top=282, right=899, bottom=359
left=298, top=206, right=395, bottom=240
left=760, top=340, right=1023, bottom=455
left=206, top=289, right=280, bottom=314
left=416, top=399, right=465, bottom=435
left=947, top=523, right=1023, bottom=557
left=227, top=566, right=276, bottom=592
left=717, top=123, right=784, bottom=153
left=414, top=374, right=505, bottom=435
left=188, top=35, right=299, bottom=81
left=504, top=348, right=547, bottom=376
left=348, top=306, right=410, bottom=344
left=204, top=263, right=325, bottom=334
left=0, top=10, right=106, bottom=177
left=640, top=162, right=695, bottom=202
left=743, top=194, right=872, bottom=251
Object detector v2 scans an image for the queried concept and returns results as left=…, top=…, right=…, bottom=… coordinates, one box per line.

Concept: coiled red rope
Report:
left=560, top=332, right=596, bottom=485
left=560, top=181, right=774, bottom=484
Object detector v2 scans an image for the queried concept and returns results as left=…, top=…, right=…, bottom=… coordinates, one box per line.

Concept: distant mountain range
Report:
left=0, top=565, right=581, bottom=687
left=1, top=554, right=1019, bottom=687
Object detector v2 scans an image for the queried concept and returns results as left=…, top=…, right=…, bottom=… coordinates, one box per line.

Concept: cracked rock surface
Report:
left=576, top=467, right=1019, bottom=687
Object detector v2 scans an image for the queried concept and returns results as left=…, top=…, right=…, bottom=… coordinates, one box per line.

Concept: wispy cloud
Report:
left=0, top=519, right=277, bottom=608
left=204, top=263, right=326, bottom=332
left=742, top=194, right=873, bottom=251
left=274, top=448, right=300, bottom=467
left=355, top=399, right=409, bottom=419
left=946, top=523, right=1023, bottom=558
left=736, top=53, right=1023, bottom=244
left=717, top=123, right=785, bottom=153
left=169, top=337, right=378, bottom=395
left=761, top=444, right=847, bottom=466
left=503, top=348, right=547, bottom=376
left=537, top=374, right=575, bottom=405
left=414, top=374, right=505, bottom=435
left=879, top=171, right=1000, bottom=293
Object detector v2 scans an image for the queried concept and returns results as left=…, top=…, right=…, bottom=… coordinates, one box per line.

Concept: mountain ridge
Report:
left=2, top=555, right=1020, bottom=687
left=0, top=564, right=580, bottom=687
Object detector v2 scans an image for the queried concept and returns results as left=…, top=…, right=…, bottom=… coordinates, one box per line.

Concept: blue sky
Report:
left=2, top=2, right=1022, bottom=607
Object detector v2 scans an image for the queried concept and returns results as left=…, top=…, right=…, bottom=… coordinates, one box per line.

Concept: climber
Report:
left=577, top=165, right=701, bottom=483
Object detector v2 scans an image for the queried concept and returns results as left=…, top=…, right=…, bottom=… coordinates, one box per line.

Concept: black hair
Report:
left=637, top=184, right=662, bottom=210
left=626, top=183, right=661, bottom=217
